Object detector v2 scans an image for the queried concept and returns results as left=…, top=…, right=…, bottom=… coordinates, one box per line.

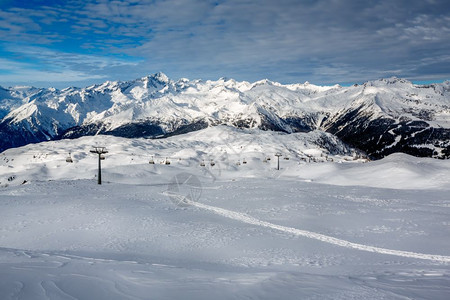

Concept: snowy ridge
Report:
left=1, top=74, right=450, bottom=158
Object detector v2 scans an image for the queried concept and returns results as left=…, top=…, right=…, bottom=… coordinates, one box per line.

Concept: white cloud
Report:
left=0, top=0, right=449, bottom=87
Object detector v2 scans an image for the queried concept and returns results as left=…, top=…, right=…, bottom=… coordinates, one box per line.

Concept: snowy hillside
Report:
left=1, top=73, right=449, bottom=158
left=0, top=126, right=361, bottom=187
left=0, top=127, right=449, bottom=299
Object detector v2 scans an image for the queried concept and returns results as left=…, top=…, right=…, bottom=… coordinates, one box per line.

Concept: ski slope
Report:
left=0, top=130, right=449, bottom=299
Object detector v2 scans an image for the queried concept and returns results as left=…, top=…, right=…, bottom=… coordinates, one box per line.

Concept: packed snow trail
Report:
left=182, top=198, right=450, bottom=263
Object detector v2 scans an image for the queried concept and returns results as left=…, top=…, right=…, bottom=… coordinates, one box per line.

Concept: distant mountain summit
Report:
left=1, top=73, right=449, bottom=158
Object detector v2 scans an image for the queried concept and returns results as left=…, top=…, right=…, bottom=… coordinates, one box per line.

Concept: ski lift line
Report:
left=4, top=150, right=342, bottom=165
left=4, top=152, right=62, bottom=156
left=185, top=199, right=450, bottom=262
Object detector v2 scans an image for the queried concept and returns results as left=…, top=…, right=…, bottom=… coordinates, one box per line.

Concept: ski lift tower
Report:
left=275, top=152, right=282, bottom=170
left=90, top=146, right=108, bottom=184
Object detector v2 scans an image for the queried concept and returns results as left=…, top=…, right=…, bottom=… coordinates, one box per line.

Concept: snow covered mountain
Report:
left=1, top=73, right=449, bottom=158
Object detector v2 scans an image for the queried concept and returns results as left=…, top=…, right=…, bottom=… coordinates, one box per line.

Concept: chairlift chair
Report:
left=66, top=153, right=73, bottom=163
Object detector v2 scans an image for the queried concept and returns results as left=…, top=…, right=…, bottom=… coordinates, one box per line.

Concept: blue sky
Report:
left=0, top=0, right=449, bottom=88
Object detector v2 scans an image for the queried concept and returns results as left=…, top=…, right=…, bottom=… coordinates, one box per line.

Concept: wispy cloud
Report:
left=0, top=45, right=141, bottom=88
left=0, top=57, right=105, bottom=87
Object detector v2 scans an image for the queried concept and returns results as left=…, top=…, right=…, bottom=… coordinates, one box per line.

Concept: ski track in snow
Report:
left=184, top=198, right=450, bottom=263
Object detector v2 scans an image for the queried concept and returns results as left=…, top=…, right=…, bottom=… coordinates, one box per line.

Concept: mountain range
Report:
left=1, top=72, right=449, bottom=159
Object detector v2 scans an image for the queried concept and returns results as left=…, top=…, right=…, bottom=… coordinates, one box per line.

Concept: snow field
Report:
left=0, top=127, right=449, bottom=299
left=1, top=176, right=449, bottom=299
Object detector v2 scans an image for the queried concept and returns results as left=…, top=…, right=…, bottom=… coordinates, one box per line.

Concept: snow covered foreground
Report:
left=1, top=128, right=450, bottom=299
